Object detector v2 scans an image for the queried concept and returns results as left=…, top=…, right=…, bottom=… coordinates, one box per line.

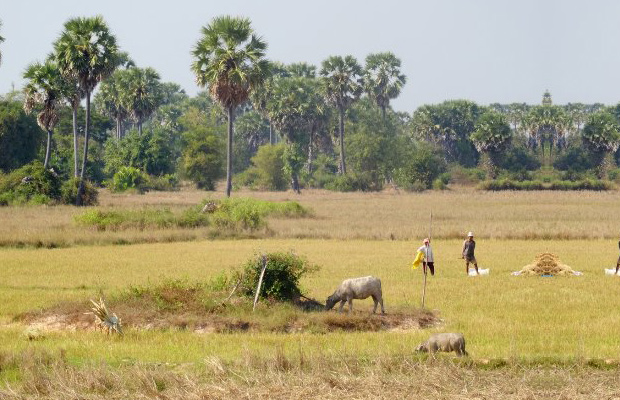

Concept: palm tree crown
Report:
left=320, top=55, right=363, bottom=112
left=54, top=16, right=121, bottom=94
left=364, top=52, right=406, bottom=118
left=191, top=15, right=270, bottom=108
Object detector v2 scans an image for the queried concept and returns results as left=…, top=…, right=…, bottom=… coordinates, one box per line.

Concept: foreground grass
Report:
left=2, top=239, right=620, bottom=360
left=1, top=187, right=620, bottom=248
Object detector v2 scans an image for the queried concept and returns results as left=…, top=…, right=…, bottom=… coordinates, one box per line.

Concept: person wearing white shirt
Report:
left=417, top=238, right=435, bottom=276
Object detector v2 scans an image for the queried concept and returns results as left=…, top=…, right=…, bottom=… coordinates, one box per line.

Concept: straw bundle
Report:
left=87, top=298, right=123, bottom=335
left=515, top=253, right=579, bottom=276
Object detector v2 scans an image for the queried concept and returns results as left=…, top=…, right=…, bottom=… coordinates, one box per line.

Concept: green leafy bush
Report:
left=75, top=208, right=183, bottom=231
left=0, top=161, right=62, bottom=205
left=110, top=166, right=147, bottom=193
left=60, top=178, right=99, bottom=206
left=238, top=252, right=319, bottom=302
left=323, top=172, right=379, bottom=192
left=235, top=144, right=288, bottom=191
left=480, top=179, right=613, bottom=191
left=393, top=145, right=446, bottom=191
left=143, top=174, right=179, bottom=191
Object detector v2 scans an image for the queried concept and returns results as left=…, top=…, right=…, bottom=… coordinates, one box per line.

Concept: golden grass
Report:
left=2, top=239, right=620, bottom=360
left=1, top=186, right=620, bottom=248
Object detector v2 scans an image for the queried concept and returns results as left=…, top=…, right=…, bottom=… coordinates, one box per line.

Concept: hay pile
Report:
left=513, top=252, right=581, bottom=276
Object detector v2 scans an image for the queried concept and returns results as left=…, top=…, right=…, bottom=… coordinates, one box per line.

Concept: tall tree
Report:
left=320, top=55, right=363, bottom=174
left=582, top=111, right=620, bottom=177
left=121, top=67, right=163, bottom=135
left=23, top=60, right=65, bottom=168
left=95, top=69, right=128, bottom=139
left=191, top=15, right=270, bottom=197
left=470, top=110, right=512, bottom=177
left=54, top=16, right=121, bottom=204
left=263, top=76, right=326, bottom=192
left=363, top=52, right=406, bottom=119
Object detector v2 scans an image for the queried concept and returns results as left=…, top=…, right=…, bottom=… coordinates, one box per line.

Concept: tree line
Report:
left=1, top=16, right=620, bottom=205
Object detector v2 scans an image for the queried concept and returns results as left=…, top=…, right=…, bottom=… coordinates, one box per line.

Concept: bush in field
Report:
left=60, top=178, right=99, bottom=206
left=203, top=197, right=311, bottom=230
left=323, top=171, right=378, bottom=192
left=0, top=161, right=62, bottom=205
left=235, top=144, right=287, bottom=191
left=479, top=179, right=613, bottom=191
left=239, top=252, right=319, bottom=302
left=75, top=208, right=209, bottom=230
left=110, top=166, right=146, bottom=193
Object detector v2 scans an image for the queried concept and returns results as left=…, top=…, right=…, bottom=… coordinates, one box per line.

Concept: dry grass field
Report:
left=1, top=186, right=620, bottom=248
left=2, top=187, right=620, bottom=398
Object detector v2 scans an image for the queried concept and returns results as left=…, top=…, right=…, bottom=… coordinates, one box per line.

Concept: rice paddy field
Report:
left=2, top=187, right=620, bottom=398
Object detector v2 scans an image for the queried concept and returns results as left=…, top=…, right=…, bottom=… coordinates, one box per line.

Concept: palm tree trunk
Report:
left=381, top=105, right=386, bottom=121
left=226, top=105, right=235, bottom=197
left=116, top=116, right=121, bottom=139
left=44, top=129, right=52, bottom=169
left=138, top=117, right=142, bottom=136
left=339, top=107, right=346, bottom=175
left=72, top=105, right=79, bottom=177
left=307, top=129, right=314, bottom=174
left=269, top=121, right=273, bottom=145
left=76, top=90, right=91, bottom=206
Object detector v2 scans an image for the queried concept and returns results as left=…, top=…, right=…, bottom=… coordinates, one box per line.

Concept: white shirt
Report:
left=417, top=245, right=434, bottom=262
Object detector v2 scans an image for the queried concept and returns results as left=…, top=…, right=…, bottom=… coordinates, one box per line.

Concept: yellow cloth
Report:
left=412, top=250, right=425, bottom=270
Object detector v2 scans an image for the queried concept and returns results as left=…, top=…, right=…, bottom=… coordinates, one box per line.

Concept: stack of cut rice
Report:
left=513, top=253, right=581, bottom=276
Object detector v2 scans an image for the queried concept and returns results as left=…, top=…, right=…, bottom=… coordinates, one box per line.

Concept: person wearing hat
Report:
left=615, top=236, right=620, bottom=275
left=417, top=238, right=435, bottom=276
left=462, top=232, right=479, bottom=275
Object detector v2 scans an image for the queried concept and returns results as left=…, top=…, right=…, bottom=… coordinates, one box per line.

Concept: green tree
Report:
left=320, top=55, right=363, bottom=174
left=54, top=16, right=122, bottom=204
left=263, top=76, right=326, bottom=192
left=470, top=110, right=512, bottom=177
left=0, top=100, right=43, bottom=172
left=411, top=100, right=483, bottom=167
left=363, top=52, right=406, bottom=119
left=121, top=67, right=163, bottom=135
left=191, top=15, right=270, bottom=197
left=233, top=110, right=270, bottom=172
left=95, top=69, right=128, bottom=139
left=582, top=111, right=620, bottom=177
left=23, top=60, right=66, bottom=168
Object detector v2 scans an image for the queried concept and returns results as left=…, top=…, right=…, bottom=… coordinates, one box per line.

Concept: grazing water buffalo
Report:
left=325, top=276, right=384, bottom=314
left=416, top=333, right=468, bottom=357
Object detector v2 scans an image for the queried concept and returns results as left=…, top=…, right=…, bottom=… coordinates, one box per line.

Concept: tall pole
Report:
left=421, top=210, right=432, bottom=308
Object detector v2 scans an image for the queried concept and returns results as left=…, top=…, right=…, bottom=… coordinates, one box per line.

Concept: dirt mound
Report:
left=513, top=253, right=581, bottom=276
left=17, top=299, right=439, bottom=334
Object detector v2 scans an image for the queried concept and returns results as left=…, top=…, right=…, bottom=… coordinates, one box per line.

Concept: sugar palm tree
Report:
left=363, top=52, right=406, bottom=120
left=95, top=69, right=127, bottom=139
left=120, top=67, right=163, bottom=135
left=191, top=15, right=270, bottom=197
left=54, top=16, right=121, bottom=205
left=320, top=55, right=363, bottom=174
left=23, top=60, right=65, bottom=168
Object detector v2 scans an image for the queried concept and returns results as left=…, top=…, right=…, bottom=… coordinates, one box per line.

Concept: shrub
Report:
left=236, top=144, right=288, bottom=191
left=448, top=166, right=486, bottom=185
left=143, top=174, right=179, bottom=191
left=75, top=208, right=181, bottom=230
left=323, top=172, right=379, bottom=192
left=479, top=179, right=613, bottom=191
left=238, top=252, right=319, bottom=302
left=0, top=161, right=62, bottom=205
left=110, top=166, right=147, bottom=193
left=60, top=178, right=99, bottom=206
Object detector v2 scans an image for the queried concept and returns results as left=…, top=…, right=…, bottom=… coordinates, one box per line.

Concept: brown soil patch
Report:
left=17, top=299, right=439, bottom=334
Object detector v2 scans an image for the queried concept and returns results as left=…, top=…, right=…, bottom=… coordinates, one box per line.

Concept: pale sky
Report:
left=1, top=0, right=620, bottom=112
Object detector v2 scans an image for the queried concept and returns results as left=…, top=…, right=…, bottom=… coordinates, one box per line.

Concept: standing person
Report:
left=462, top=232, right=479, bottom=275
left=616, top=236, right=620, bottom=274
left=417, top=238, right=435, bottom=276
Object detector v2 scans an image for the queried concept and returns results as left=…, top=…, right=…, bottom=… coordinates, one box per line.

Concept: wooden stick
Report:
left=421, top=210, right=432, bottom=309
left=253, top=255, right=268, bottom=312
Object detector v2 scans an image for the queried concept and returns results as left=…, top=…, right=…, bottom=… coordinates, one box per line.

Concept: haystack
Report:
left=512, top=252, right=581, bottom=276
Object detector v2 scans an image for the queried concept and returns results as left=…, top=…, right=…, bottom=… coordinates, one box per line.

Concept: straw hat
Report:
left=467, top=232, right=474, bottom=237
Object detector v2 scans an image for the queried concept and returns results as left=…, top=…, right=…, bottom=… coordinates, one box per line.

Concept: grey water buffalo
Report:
left=325, top=276, right=384, bottom=314
left=416, top=333, right=468, bottom=357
